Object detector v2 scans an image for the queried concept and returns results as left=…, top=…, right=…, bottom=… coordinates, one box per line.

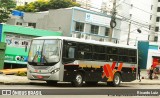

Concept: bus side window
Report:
left=68, top=47, right=75, bottom=59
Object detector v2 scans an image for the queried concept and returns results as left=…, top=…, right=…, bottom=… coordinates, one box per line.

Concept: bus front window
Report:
left=28, top=39, right=60, bottom=64
left=43, top=40, right=60, bottom=62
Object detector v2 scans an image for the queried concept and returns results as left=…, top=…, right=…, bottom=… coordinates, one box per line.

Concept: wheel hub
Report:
left=114, top=75, right=120, bottom=84
left=76, top=74, right=82, bottom=84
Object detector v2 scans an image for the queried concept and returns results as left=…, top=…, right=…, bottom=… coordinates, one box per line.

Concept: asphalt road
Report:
left=0, top=82, right=160, bottom=89
left=0, top=83, right=160, bottom=95
left=0, top=83, right=159, bottom=98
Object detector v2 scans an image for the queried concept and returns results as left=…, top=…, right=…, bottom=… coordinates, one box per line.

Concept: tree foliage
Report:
left=0, top=0, right=16, bottom=23
left=49, top=0, right=80, bottom=9
left=15, top=0, right=80, bottom=12
left=16, top=0, right=49, bottom=12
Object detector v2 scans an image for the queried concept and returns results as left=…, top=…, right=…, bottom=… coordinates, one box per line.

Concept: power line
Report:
left=80, top=1, right=155, bottom=27
left=78, top=1, right=160, bottom=36
left=123, top=2, right=158, bottom=17
left=117, top=14, right=150, bottom=28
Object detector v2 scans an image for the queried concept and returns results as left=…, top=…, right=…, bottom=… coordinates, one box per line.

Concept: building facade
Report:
left=0, top=24, right=62, bottom=69
left=138, top=41, right=160, bottom=69
left=100, top=0, right=156, bottom=45
left=7, top=7, right=122, bottom=43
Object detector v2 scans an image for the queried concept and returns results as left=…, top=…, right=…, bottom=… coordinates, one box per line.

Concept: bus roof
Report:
left=33, top=36, right=137, bottom=49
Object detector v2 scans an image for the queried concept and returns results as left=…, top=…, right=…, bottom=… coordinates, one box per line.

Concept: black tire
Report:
left=85, top=81, right=98, bottom=86
left=107, top=82, right=114, bottom=86
left=72, top=72, right=83, bottom=87
left=107, top=73, right=121, bottom=87
left=46, top=80, right=57, bottom=86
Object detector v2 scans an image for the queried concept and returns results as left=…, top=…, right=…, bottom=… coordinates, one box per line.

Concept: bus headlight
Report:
left=51, top=68, right=60, bottom=74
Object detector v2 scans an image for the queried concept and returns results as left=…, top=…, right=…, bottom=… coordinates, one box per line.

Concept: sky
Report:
left=90, top=0, right=103, bottom=9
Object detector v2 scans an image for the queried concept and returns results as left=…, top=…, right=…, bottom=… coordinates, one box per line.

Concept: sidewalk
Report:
left=123, top=69, right=160, bottom=85
left=0, top=70, right=159, bottom=85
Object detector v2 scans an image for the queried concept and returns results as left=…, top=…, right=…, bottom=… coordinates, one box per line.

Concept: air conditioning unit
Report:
left=87, top=35, right=92, bottom=40
left=80, top=33, right=87, bottom=39
left=114, top=39, right=119, bottom=44
left=71, top=33, right=77, bottom=38
left=99, top=38, right=105, bottom=42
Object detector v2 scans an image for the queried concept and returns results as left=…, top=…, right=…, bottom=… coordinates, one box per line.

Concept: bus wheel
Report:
left=46, top=80, right=57, bottom=86
left=72, top=72, right=83, bottom=87
left=107, top=73, right=121, bottom=87
left=85, top=81, right=98, bottom=86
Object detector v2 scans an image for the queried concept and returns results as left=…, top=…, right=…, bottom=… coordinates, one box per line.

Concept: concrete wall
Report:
left=36, top=15, right=50, bottom=30
left=23, top=12, right=48, bottom=23
left=84, top=23, right=91, bottom=33
left=74, top=10, right=86, bottom=21
left=6, top=18, right=16, bottom=25
left=36, top=9, right=72, bottom=36
left=99, top=26, right=105, bottom=36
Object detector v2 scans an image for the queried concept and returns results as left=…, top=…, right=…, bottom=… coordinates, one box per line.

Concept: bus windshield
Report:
left=28, top=39, right=60, bottom=64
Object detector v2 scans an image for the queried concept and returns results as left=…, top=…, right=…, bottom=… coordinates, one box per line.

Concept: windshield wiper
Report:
left=32, top=51, right=39, bottom=63
left=41, top=54, right=48, bottom=63
left=32, top=46, right=41, bottom=63
left=40, top=40, right=49, bottom=64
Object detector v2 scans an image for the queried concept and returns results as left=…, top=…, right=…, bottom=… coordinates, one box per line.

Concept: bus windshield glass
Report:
left=28, top=39, right=60, bottom=63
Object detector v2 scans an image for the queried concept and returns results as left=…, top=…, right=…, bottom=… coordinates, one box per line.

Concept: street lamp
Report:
left=127, top=27, right=141, bottom=45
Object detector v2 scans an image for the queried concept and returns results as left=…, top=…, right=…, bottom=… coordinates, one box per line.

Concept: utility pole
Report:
left=127, top=21, right=131, bottom=45
left=108, top=0, right=117, bottom=42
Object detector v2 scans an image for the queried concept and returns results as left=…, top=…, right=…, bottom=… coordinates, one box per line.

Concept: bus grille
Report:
left=33, top=66, right=49, bottom=69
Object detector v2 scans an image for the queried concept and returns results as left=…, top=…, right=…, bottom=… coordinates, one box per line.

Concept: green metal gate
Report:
left=0, top=42, right=6, bottom=69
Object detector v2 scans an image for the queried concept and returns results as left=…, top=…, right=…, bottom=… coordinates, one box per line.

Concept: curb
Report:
left=122, top=83, right=160, bottom=85
left=0, top=82, right=159, bottom=85
left=0, top=82, right=30, bottom=85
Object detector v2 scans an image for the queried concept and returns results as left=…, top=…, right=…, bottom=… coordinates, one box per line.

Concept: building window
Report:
left=156, top=17, right=159, bottom=22
left=25, top=2, right=28, bottom=5
left=154, top=36, right=158, bottom=42
left=91, top=25, right=99, bottom=34
left=155, top=27, right=159, bottom=32
left=105, top=27, right=110, bottom=36
left=75, top=22, right=84, bottom=32
left=149, top=25, right=151, bottom=30
left=16, top=22, right=22, bottom=25
left=28, top=23, right=36, bottom=28
left=151, top=5, right=153, bottom=10
left=150, top=15, right=152, bottom=20
left=157, top=7, right=160, bottom=12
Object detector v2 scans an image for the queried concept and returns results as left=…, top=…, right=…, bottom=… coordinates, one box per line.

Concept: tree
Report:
left=16, top=0, right=50, bottom=12
left=48, top=0, right=80, bottom=9
left=33, top=0, right=50, bottom=12
left=16, top=2, right=35, bottom=12
left=16, top=0, right=80, bottom=12
left=0, top=0, right=16, bottom=23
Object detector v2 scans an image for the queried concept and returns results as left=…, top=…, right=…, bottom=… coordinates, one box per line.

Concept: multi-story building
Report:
left=100, top=0, right=160, bottom=45
left=7, top=7, right=122, bottom=43
left=73, top=0, right=91, bottom=9
left=151, top=0, right=160, bottom=42
left=15, top=0, right=38, bottom=6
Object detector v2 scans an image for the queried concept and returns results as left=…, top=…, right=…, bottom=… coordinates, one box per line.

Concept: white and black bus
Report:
left=27, top=36, right=138, bottom=87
